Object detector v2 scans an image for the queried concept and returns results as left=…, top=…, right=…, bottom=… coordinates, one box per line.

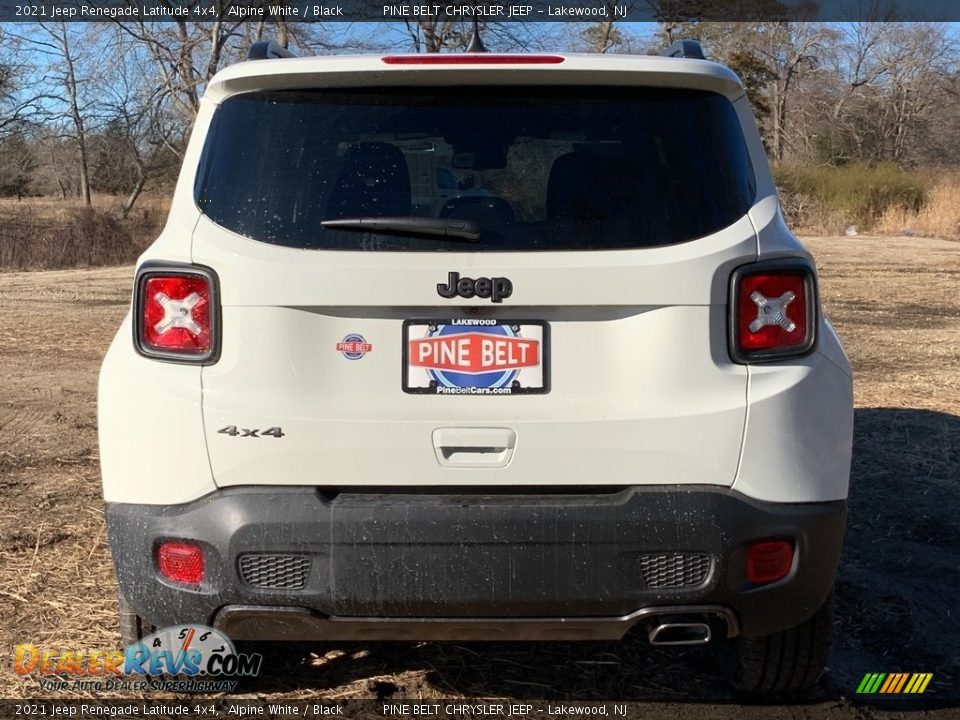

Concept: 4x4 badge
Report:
left=437, top=272, right=513, bottom=303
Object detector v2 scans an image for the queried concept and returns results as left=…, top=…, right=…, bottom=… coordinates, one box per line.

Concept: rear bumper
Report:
left=106, top=486, right=845, bottom=641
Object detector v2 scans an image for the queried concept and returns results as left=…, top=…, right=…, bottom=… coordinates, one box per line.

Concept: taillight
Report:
left=157, top=541, right=205, bottom=585
left=746, top=540, right=794, bottom=585
left=729, top=259, right=817, bottom=363
left=134, top=263, right=219, bottom=363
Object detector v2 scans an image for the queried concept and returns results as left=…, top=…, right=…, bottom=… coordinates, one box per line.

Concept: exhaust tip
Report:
left=648, top=622, right=712, bottom=646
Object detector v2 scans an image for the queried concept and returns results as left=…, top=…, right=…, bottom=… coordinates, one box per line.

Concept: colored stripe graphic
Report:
left=879, top=674, right=896, bottom=693
left=857, top=673, right=932, bottom=694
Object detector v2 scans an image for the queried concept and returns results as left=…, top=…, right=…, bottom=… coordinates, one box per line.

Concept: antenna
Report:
left=466, top=18, right=487, bottom=53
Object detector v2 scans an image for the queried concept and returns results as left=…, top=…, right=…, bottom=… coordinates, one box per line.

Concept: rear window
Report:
left=195, top=86, right=755, bottom=252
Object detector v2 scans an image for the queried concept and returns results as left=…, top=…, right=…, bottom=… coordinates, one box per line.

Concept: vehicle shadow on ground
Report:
left=234, top=408, right=958, bottom=708
left=829, top=407, right=959, bottom=707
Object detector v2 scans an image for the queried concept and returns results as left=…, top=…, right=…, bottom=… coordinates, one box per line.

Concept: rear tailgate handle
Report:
left=432, top=428, right=517, bottom=468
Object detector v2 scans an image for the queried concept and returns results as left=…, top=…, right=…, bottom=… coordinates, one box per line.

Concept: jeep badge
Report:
left=437, top=272, right=513, bottom=303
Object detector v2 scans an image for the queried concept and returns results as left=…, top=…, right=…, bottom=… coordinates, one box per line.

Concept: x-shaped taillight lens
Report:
left=731, top=262, right=817, bottom=363
left=134, top=264, right=219, bottom=363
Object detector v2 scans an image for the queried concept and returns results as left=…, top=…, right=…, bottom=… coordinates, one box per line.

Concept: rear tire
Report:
left=724, top=594, right=833, bottom=695
left=118, top=593, right=155, bottom=648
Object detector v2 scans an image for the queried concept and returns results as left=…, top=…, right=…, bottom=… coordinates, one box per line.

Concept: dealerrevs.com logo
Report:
left=14, top=625, right=261, bottom=692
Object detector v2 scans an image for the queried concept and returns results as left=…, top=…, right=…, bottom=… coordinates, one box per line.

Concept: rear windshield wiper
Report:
left=321, top=216, right=481, bottom=242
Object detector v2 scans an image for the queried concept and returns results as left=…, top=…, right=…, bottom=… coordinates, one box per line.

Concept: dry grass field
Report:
left=0, top=195, right=168, bottom=271
left=0, top=193, right=171, bottom=220
left=0, top=236, right=957, bottom=716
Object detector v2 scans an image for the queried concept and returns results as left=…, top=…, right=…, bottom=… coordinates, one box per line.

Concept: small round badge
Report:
left=336, top=334, right=373, bottom=360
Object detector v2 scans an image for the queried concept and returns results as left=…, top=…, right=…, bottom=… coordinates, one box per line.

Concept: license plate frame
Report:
left=402, top=319, right=550, bottom=396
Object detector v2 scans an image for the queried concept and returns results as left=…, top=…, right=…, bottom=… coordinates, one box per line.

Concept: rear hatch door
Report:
left=192, top=81, right=757, bottom=489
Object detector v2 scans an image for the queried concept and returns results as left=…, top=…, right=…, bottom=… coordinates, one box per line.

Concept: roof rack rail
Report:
left=660, top=39, right=705, bottom=60
left=247, top=40, right=296, bottom=61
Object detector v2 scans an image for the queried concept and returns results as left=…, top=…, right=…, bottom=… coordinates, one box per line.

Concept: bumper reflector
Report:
left=746, top=540, right=794, bottom=585
left=157, top=541, right=204, bottom=585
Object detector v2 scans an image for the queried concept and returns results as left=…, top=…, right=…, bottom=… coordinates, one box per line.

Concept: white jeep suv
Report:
left=98, top=41, right=853, bottom=695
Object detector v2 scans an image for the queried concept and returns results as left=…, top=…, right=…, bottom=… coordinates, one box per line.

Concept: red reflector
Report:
left=736, top=271, right=808, bottom=352
left=142, top=275, right=211, bottom=354
left=157, top=542, right=204, bottom=585
left=382, top=54, right=565, bottom=65
left=746, top=540, right=794, bottom=585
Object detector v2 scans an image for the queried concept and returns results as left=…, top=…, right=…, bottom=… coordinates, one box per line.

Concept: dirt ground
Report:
left=0, top=236, right=957, bottom=716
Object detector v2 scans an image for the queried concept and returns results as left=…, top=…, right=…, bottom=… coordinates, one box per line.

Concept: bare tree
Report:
left=879, top=24, right=954, bottom=162
left=0, top=28, right=59, bottom=142
left=27, top=22, right=100, bottom=205
left=31, top=132, right=81, bottom=200
left=0, top=133, right=37, bottom=199
left=753, top=22, right=831, bottom=163
left=114, top=16, right=245, bottom=123
left=816, top=21, right=957, bottom=164
left=96, top=34, right=175, bottom=217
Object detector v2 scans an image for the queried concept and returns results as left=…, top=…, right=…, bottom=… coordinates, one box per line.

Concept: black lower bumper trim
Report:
left=106, top=485, right=845, bottom=640
left=213, top=604, right=740, bottom=642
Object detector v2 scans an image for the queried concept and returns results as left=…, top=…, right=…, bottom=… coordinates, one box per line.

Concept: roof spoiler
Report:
left=660, top=39, right=705, bottom=60
left=247, top=40, right=296, bottom=61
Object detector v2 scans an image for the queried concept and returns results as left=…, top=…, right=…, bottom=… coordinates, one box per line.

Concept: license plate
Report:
left=403, top=319, right=549, bottom=395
